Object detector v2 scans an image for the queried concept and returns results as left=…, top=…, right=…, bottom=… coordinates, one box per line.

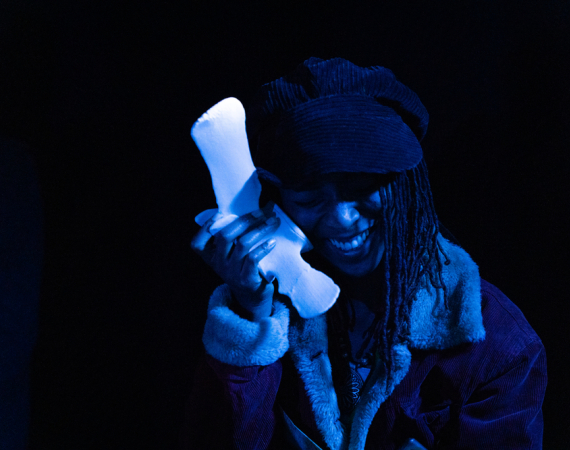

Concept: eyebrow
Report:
left=285, top=173, right=393, bottom=193
left=290, top=184, right=322, bottom=192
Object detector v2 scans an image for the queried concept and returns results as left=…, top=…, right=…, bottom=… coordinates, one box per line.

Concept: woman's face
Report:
left=279, top=173, right=386, bottom=277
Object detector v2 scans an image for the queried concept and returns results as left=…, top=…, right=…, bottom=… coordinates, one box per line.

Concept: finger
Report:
left=190, top=214, right=221, bottom=253
left=209, top=211, right=263, bottom=262
left=215, top=213, right=271, bottom=263
left=232, top=216, right=280, bottom=261
left=217, top=204, right=275, bottom=243
left=240, top=238, right=277, bottom=282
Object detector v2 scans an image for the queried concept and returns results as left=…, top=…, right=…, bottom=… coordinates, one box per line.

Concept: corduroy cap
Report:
left=245, top=57, right=429, bottom=188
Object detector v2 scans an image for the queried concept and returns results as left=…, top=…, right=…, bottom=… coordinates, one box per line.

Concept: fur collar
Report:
left=202, top=234, right=485, bottom=450
left=286, top=235, right=485, bottom=450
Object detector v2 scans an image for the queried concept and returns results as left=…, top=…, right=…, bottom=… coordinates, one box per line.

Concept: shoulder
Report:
left=479, top=279, right=543, bottom=358
left=407, top=279, right=546, bottom=404
left=467, top=279, right=546, bottom=388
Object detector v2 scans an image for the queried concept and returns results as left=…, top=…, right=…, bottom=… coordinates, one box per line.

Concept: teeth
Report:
left=329, top=228, right=371, bottom=251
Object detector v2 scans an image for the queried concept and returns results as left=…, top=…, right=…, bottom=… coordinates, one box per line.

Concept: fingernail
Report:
left=262, top=202, right=275, bottom=214
left=265, top=238, right=277, bottom=249
left=266, top=216, right=278, bottom=226
left=205, top=214, right=218, bottom=225
left=251, top=209, right=264, bottom=219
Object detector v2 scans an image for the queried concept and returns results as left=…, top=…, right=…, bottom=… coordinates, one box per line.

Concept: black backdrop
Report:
left=1, top=0, right=569, bottom=448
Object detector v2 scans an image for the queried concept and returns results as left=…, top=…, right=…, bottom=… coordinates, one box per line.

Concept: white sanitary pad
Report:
left=191, top=97, right=339, bottom=319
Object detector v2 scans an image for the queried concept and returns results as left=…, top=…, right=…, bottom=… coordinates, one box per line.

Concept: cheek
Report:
left=280, top=201, right=320, bottom=235
left=365, top=191, right=382, bottom=211
left=371, top=191, right=381, bottom=208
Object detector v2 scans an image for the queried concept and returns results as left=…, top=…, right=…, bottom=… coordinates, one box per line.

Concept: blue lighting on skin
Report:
left=279, top=173, right=386, bottom=278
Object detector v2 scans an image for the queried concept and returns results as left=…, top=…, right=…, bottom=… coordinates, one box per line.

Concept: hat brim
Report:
left=253, top=95, right=423, bottom=188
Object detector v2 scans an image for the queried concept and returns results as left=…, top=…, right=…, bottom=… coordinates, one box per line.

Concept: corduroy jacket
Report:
left=182, top=235, right=546, bottom=450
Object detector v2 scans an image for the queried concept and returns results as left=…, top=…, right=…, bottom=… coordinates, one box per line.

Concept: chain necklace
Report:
left=327, top=296, right=378, bottom=418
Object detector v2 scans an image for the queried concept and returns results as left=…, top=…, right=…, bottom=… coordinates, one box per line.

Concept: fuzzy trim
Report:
left=200, top=234, right=485, bottom=448
left=202, top=284, right=290, bottom=367
left=408, top=235, right=486, bottom=349
left=286, top=233, right=485, bottom=449
left=288, top=314, right=347, bottom=450
left=349, top=344, right=412, bottom=450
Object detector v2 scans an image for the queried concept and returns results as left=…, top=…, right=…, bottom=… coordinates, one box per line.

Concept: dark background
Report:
left=1, top=0, right=569, bottom=448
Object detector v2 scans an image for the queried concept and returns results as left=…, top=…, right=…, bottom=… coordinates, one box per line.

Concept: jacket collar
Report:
left=287, top=234, right=485, bottom=450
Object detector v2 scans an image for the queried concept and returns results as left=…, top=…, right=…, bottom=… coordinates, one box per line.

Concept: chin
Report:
left=318, top=236, right=385, bottom=278
left=329, top=251, right=384, bottom=277
left=332, top=262, right=375, bottom=277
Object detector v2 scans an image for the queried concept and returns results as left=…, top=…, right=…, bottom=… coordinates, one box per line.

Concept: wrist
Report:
left=230, top=295, right=273, bottom=322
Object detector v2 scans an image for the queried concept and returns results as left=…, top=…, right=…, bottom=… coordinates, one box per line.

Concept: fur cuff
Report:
left=202, top=285, right=290, bottom=367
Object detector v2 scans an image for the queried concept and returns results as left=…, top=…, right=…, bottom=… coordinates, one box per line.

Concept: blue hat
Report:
left=245, top=57, right=429, bottom=188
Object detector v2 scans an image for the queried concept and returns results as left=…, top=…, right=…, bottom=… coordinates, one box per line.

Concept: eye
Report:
left=293, top=198, right=323, bottom=208
left=341, top=174, right=377, bottom=191
left=356, top=186, right=377, bottom=196
left=345, top=184, right=379, bottom=199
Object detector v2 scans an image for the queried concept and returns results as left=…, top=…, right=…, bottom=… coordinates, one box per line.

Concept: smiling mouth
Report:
left=328, top=219, right=375, bottom=251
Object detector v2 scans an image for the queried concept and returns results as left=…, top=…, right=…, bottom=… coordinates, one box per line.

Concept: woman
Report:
left=183, top=58, right=546, bottom=450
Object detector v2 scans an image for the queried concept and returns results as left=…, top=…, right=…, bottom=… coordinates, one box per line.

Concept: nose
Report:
left=327, top=201, right=360, bottom=228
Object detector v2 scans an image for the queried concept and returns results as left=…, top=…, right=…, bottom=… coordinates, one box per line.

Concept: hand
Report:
left=191, top=204, right=280, bottom=321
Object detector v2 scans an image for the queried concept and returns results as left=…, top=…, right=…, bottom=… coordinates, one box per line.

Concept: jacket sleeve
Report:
left=447, top=339, right=547, bottom=449
left=180, top=285, right=290, bottom=450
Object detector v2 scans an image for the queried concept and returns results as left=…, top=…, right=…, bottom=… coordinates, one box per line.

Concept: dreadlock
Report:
left=331, top=159, right=449, bottom=389
left=259, top=159, right=449, bottom=388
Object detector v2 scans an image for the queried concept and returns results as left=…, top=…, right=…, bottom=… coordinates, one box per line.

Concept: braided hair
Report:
left=259, top=158, right=449, bottom=387
left=333, top=158, right=449, bottom=387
